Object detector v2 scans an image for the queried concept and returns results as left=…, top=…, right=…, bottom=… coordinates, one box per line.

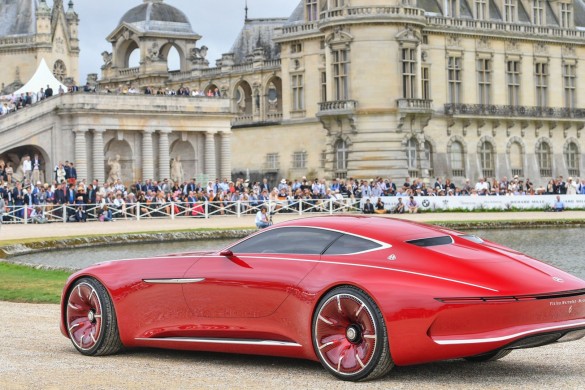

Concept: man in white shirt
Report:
left=22, top=155, right=32, bottom=182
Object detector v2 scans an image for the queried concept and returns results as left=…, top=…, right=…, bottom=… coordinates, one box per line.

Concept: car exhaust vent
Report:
left=436, top=288, right=585, bottom=304
left=406, top=236, right=454, bottom=247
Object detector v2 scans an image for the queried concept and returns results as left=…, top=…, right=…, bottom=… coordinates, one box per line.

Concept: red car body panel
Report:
left=60, top=216, right=585, bottom=366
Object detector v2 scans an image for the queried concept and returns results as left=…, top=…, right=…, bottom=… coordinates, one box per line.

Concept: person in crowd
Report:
left=362, top=198, right=374, bottom=214
left=374, top=198, right=386, bottom=214
left=407, top=196, right=418, bottom=214
left=255, top=206, right=270, bottom=229
left=392, top=197, right=405, bottom=214
left=551, top=195, right=565, bottom=212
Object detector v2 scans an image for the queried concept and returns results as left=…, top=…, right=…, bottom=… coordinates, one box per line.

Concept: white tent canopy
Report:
left=11, top=58, right=68, bottom=97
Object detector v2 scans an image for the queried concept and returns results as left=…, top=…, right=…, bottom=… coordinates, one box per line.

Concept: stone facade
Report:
left=0, top=0, right=80, bottom=94
left=0, top=94, right=233, bottom=184
left=99, top=0, right=585, bottom=185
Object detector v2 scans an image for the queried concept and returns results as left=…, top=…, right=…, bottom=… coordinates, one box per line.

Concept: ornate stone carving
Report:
left=477, top=37, right=491, bottom=51
left=562, top=45, right=576, bottom=58
left=505, top=40, right=520, bottom=53
left=446, top=35, right=461, bottom=48
left=101, top=51, right=112, bottom=70
left=534, top=42, right=548, bottom=55
left=145, top=42, right=162, bottom=63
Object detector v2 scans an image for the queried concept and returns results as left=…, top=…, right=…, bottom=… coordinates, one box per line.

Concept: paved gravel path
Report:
left=1, top=302, right=583, bottom=390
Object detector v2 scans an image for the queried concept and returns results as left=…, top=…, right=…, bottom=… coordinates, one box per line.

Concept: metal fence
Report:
left=0, top=198, right=363, bottom=224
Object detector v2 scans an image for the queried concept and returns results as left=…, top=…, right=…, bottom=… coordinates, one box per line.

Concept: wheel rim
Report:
left=314, top=293, right=377, bottom=376
left=66, top=282, right=103, bottom=351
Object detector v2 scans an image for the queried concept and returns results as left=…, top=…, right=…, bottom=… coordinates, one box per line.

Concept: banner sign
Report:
left=363, top=195, right=585, bottom=211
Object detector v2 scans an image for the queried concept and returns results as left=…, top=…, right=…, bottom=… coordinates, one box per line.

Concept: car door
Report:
left=182, top=227, right=342, bottom=319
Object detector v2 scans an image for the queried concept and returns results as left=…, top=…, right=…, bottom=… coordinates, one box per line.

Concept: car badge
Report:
left=387, top=254, right=397, bottom=261
left=552, top=277, right=564, bottom=283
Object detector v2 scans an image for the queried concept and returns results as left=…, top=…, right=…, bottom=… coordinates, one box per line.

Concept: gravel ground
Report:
left=1, top=302, right=583, bottom=390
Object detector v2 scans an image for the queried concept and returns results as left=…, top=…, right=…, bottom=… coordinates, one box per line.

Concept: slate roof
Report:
left=229, top=18, right=287, bottom=64
left=119, top=0, right=195, bottom=34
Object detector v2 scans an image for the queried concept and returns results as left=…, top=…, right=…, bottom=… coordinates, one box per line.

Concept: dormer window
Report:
left=475, top=0, right=488, bottom=20
left=306, top=0, right=319, bottom=21
left=533, top=0, right=545, bottom=25
left=560, top=2, right=573, bottom=28
left=504, top=0, right=516, bottom=23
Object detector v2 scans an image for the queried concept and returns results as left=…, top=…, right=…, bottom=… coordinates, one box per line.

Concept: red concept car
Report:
left=61, top=216, right=585, bottom=381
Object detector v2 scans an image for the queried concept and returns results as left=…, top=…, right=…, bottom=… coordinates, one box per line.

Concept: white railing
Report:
left=1, top=199, right=363, bottom=224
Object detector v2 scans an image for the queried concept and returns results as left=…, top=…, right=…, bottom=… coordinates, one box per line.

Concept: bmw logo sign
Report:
left=422, top=200, right=430, bottom=208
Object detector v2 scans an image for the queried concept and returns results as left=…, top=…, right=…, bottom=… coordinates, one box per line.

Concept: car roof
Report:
left=275, top=216, right=450, bottom=244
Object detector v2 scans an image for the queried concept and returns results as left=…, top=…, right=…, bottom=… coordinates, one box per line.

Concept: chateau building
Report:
left=99, top=0, right=585, bottom=184
left=0, top=0, right=80, bottom=94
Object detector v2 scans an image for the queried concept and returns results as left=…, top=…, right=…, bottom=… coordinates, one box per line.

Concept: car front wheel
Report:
left=312, top=286, right=394, bottom=381
left=66, top=277, right=123, bottom=356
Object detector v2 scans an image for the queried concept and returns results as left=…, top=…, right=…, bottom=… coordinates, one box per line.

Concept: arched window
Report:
left=536, top=141, right=552, bottom=177
left=335, top=139, right=348, bottom=173
left=406, top=137, right=418, bottom=178
left=53, top=60, right=67, bottom=82
left=509, top=142, right=523, bottom=177
left=450, top=141, right=465, bottom=177
left=566, top=142, right=580, bottom=177
left=479, top=141, right=495, bottom=178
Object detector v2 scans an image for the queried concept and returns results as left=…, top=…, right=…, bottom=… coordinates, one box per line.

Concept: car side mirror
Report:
left=220, top=249, right=234, bottom=257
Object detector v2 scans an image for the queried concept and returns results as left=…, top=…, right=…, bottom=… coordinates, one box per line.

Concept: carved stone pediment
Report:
left=534, top=42, right=548, bottom=55
left=505, top=40, right=520, bottom=53
left=396, top=26, right=421, bottom=43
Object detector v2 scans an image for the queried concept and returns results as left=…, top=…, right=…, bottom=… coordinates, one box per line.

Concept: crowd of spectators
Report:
left=0, top=83, right=222, bottom=117
left=2, top=152, right=585, bottom=224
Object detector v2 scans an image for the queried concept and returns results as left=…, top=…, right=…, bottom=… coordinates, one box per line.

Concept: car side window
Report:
left=230, top=227, right=342, bottom=255
left=323, top=234, right=382, bottom=255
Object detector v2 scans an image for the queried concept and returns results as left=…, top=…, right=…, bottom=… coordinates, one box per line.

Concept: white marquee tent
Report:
left=11, top=58, right=68, bottom=97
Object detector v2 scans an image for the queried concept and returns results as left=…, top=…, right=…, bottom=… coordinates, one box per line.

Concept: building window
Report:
left=306, top=0, right=319, bottom=21
left=450, top=141, right=465, bottom=177
left=504, top=0, right=516, bottom=22
left=291, top=74, right=304, bottom=110
left=421, top=67, right=430, bottom=100
left=291, top=42, right=303, bottom=54
left=533, top=0, right=544, bottom=25
left=566, top=142, right=580, bottom=177
left=321, top=71, right=327, bottom=102
left=535, top=62, right=548, bottom=108
left=320, top=150, right=327, bottom=168
left=563, top=62, right=576, bottom=109
left=406, top=137, right=418, bottom=178
left=475, top=0, right=488, bottom=20
left=536, top=142, right=552, bottom=177
left=479, top=141, right=495, bottom=178
left=506, top=60, right=520, bottom=106
left=266, top=153, right=280, bottom=171
left=292, top=151, right=308, bottom=169
left=332, top=49, right=349, bottom=100
left=335, top=140, right=348, bottom=172
left=477, top=58, right=491, bottom=105
left=401, top=47, right=416, bottom=99
left=509, top=142, right=524, bottom=178
left=447, top=56, right=462, bottom=104
left=560, top=2, right=572, bottom=28
left=444, top=0, right=458, bottom=17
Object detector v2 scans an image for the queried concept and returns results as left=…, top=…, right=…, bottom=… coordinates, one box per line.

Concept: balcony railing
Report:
left=320, top=6, right=425, bottom=21
left=317, top=100, right=357, bottom=116
left=118, top=67, right=140, bottom=77
left=444, top=104, right=585, bottom=119
left=397, top=99, right=433, bottom=113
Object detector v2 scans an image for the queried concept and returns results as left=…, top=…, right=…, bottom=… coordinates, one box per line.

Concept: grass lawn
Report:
left=0, top=262, right=70, bottom=304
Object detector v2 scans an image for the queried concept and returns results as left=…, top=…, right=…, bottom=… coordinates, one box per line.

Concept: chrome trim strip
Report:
left=433, top=321, right=585, bottom=345
left=142, top=278, right=205, bottom=284
left=237, top=255, right=499, bottom=292
left=135, top=337, right=301, bottom=347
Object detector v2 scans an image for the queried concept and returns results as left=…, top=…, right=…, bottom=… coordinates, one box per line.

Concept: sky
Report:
left=68, top=0, right=299, bottom=83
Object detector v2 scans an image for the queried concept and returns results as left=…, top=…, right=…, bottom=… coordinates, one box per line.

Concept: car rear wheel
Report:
left=465, top=349, right=511, bottom=362
left=312, top=286, right=394, bottom=381
left=66, top=277, right=123, bottom=356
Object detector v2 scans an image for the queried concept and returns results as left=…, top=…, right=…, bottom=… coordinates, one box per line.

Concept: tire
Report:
left=65, top=277, right=123, bottom=356
left=464, top=349, right=511, bottom=362
left=312, top=286, right=394, bottom=381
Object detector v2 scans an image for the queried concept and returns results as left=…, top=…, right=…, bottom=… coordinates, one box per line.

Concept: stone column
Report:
left=158, top=130, right=171, bottom=180
left=92, top=129, right=105, bottom=183
left=74, top=129, right=88, bottom=181
left=205, top=131, right=217, bottom=179
left=142, top=130, right=154, bottom=180
left=220, top=131, right=232, bottom=180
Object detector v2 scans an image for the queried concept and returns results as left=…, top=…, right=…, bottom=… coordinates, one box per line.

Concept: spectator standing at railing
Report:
left=12, top=182, right=24, bottom=219
left=0, top=195, right=5, bottom=231
left=566, top=177, right=578, bottom=195
left=579, top=179, right=585, bottom=194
